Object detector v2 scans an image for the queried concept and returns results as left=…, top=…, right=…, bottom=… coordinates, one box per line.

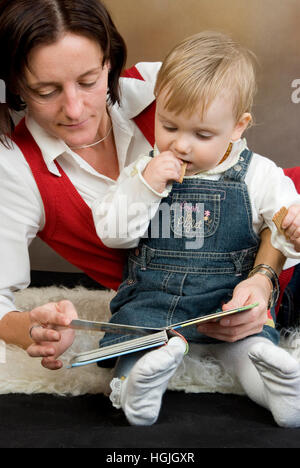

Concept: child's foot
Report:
left=110, top=337, right=186, bottom=426
left=248, top=341, right=300, bottom=428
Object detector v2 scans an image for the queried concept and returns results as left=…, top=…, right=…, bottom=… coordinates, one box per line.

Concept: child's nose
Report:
left=173, top=135, right=191, bottom=156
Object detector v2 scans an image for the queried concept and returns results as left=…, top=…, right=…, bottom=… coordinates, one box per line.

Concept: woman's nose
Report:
left=62, top=86, right=84, bottom=120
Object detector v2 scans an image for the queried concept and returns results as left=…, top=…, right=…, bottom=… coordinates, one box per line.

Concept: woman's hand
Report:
left=282, top=204, right=300, bottom=252
left=26, top=300, right=78, bottom=370
left=196, top=274, right=271, bottom=342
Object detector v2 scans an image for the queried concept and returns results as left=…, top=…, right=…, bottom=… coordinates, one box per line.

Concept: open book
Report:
left=68, top=303, right=258, bottom=368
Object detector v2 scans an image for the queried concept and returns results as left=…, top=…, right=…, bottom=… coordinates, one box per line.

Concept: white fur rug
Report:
left=1, top=285, right=300, bottom=397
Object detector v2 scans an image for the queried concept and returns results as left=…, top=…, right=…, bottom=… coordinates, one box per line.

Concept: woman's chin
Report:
left=61, top=131, right=98, bottom=149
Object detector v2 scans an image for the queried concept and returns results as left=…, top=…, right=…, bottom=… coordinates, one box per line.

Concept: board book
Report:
left=68, top=303, right=258, bottom=368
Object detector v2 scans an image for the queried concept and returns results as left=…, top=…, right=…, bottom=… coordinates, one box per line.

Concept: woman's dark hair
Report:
left=0, top=0, right=127, bottom=146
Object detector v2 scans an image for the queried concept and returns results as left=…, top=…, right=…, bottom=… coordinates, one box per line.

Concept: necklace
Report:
left=218, top=142, right=233, bottom=166
left=70, top=125, right=113, bottom=150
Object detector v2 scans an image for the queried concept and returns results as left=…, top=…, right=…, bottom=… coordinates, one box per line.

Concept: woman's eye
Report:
left=32, top=80, right=98, bottom=99
left=37, top=90, right=58, bottom=99
left=80, top=81, right=97, bottom=88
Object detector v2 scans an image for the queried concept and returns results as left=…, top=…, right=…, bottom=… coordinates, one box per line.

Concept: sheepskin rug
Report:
left=0, top=285, right=300, bottom=397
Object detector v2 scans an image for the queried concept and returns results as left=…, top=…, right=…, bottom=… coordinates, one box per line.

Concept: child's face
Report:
left=155, top=90, right=251, bottom=175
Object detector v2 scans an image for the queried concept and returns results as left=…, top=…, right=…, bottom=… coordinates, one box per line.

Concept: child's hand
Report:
left=282, top=205, right=300, bottom=252
left=143, top=151, right=183, bottom=193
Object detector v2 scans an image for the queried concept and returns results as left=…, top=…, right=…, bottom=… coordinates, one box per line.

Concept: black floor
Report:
left=1, top=391, right=299, bottom=449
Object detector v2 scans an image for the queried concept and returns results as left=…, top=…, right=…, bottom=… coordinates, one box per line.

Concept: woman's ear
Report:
left=105, top=59, right=111, bottom=72
left=231, top=113, right=252, bottom=141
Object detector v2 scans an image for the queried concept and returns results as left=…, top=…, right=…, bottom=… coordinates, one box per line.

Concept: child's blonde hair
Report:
left=154, top=31, right=257, bottom=124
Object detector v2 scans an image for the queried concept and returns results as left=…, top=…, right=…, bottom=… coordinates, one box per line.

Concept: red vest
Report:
left=10, top=67, right=156, bottom=290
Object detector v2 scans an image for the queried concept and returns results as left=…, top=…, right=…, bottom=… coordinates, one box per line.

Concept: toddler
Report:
left=92, top=32, right=300, bottom=427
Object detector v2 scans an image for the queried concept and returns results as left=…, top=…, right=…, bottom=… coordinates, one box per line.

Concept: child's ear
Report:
left=231, top=113, right=252, bottom=141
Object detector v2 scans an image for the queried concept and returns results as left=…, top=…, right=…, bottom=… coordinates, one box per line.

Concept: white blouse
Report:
left=0, top=62, right=161, bottom=317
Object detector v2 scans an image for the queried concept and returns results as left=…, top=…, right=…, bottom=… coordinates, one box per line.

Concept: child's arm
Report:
left=92, top=152, right=182, bottom=248
left=282, top=205, right=300, bottom=252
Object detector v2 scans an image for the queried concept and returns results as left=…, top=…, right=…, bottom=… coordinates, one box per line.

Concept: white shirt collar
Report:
left=25, top=115, right=71, bottom=177
left=118, top=75, right=156, bottom=119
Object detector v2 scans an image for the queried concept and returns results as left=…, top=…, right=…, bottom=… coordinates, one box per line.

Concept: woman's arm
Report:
left=197, top=228, right=285, bottom=342
left=0, top=310, right=33, bottom=349
left=0, top=144, right=78, bottom=368
left=251, top=226, right=286, bottom=274
left=0, top=142, right=44, bottom=333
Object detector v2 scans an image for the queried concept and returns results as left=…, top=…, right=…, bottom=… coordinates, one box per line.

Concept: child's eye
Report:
left=196, top=133, right=213, bottom=140
left=163, top=125, right=177, bottom=132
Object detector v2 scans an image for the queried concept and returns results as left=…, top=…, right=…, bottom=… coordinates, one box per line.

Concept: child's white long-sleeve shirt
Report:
left=92, top=139, right=300, bottom=261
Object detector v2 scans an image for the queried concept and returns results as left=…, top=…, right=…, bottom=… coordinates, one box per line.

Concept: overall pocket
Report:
left=116, top=256, right=138, bottom=292
left=170, top=191, right=225, bottom=238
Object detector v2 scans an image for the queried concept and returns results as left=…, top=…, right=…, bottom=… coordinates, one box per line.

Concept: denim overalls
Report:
left=100, top=149, right=280, bottom=348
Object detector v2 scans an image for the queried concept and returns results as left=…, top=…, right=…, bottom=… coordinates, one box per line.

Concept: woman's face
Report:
left=23, top=33, right=110, bottom=148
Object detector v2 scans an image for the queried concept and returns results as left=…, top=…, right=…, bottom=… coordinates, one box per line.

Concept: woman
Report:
left=0, top=0, right=297, bottom=371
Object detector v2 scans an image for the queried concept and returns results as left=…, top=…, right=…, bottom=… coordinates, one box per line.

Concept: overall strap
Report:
left=220, top=148, right=253, bottom=182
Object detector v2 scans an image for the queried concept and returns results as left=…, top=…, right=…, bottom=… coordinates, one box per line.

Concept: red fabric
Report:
left=11, top=119, right=126, bottom=290
left=276, top=166, right=300, bottom=314
left=121, top=65, right=145, bottom=81
left=284, top=167, right=300, bottom=192
left=122, top=66, right=156, bottom=147
left=276, top=268, right=295, bottom=315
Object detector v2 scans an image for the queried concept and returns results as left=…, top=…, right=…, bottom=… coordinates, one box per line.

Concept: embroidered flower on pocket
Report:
left=204, top=210, right=211, bottom=221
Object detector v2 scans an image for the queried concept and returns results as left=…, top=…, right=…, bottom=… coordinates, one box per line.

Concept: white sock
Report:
left=209, top=337, right=300, bottom=428
left=248, top=341, right=300, bottom=428
left=110, top=337, right=186, bottom=426
left=206, top=337, right=269, bottom=408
